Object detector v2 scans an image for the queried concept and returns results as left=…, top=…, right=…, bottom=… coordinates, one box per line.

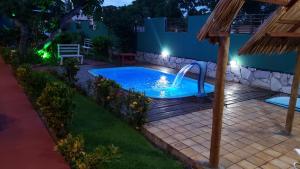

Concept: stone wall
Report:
left=136, top=51, right=295, bottom=94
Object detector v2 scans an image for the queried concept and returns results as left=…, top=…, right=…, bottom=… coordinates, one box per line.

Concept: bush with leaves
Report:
left=86, top=145, right=120, bottom=169
left=92, top=36, right=112, bottom=61
left=124, top=90, right=151, bottom=128
left=15, top=66, right=54, bottom=102
left=56, top=134, right=120, bottom=169
left=22, top=48, right=42, bottom=64
left=25, top=71, right=54, bottom=101
left=16, top=63, right=32, bottom=84
left=3, top=49, right=20, bottom=69
left=94, top=76, right=122, bottom=113
left=36, top=82, right=74, bottom=137
left=1, top=47, right=11, bottom=63
left=56, top=134, right=87, bottom=169
left=63, top=58, right=80, bottom=85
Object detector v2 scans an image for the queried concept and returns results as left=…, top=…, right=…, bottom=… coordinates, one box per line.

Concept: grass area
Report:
left=70, top=93, right=184, bottom=169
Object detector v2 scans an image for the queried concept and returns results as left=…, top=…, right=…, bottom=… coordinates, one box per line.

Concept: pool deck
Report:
left=75, top=61, right=278, bottom=122
left=145, top=65, right=277, bottom=122
left=75, top=60, right=300, bottom=169
left=143, top=99, right=300, bottom=169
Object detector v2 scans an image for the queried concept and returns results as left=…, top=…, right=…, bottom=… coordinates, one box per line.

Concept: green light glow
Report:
left=36, top=41, right=52, bottom=61
left=11, top=13, right=16, bottom=17
left=43, top=41, right=52, bottom=49
left=38, top=50, right=51, bottom=60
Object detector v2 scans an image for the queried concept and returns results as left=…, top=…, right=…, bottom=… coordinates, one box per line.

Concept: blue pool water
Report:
left=88, top=67, right=214, bottom=99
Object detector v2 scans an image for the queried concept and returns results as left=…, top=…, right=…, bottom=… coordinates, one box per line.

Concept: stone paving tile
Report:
left=237, top=160, right=258, bottom=169
left=143, top=100, right=300, bottom=168
left=269, top=159, right=290, bottom=169
left=227, top=164, right=243, bottom=169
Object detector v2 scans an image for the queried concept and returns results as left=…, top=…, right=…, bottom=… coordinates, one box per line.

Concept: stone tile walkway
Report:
left=143, top=100, right=300, bottom=169
left=0, top=58, right=69, bottom=169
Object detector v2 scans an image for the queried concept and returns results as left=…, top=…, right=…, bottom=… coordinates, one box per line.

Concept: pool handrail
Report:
left=190, top=61, right=207, bottom=97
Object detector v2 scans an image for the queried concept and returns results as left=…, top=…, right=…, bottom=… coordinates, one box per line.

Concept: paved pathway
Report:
left=0, top=58, right=69, bottom=169
left=144, top=100, right=300, bottom=168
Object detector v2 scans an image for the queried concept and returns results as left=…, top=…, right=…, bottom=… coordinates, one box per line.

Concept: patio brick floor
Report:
left=143, top=99, right=300, bottom=169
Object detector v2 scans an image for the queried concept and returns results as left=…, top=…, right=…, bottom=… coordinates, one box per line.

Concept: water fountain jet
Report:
left=172, top=61, right=207, bottom=97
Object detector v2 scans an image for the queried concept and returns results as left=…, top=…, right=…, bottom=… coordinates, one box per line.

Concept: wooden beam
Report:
left=285, top=49, right=300, bottom=134
left=209, top=36, right=230, bottom=168
left=267, top=32, right=300, bottom=38
left=253, top=0, right=289, bottom=6
left=208, top=32, right=230, bottom=38
left=278, top=19, right=300, bottom=24
left=289, top=22, right=300, bottom=32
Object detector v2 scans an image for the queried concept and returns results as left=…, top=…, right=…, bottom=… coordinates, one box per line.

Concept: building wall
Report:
left=68, top=21, right=109, bottom=38
left=136, top=16, right=298, bottom=94
left=137, top=16, right=297, bottom=74
left=136, top=52, right=296, bottom=94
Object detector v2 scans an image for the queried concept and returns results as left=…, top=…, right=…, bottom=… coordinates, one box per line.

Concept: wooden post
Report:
left=285, top=49, right=300, bottom=134
left=209, top=36, right=230, bottom=168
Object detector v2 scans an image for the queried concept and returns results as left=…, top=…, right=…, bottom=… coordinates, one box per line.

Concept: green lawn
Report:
left=70, top=93, right=184, bottom=169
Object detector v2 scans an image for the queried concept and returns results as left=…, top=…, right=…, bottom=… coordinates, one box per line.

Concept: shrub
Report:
left=6, top=49, right=22, bottom=69
left=1, top=48, right=20, bottom=68
left=25, top=71, right=53, bottom=101
left=94, top=76, right=122, bottom=113
left=16, top=68, right=54, bottom=102
left=36, top=82, right=74, bottom=137
left=93, top=77, right=151, bottom=127
left=92, top=36, right=112, bottom=61
left=16, top=64, right=32, bottom=84
left=56, top=134, right=87, bottom=169
left=86, top=145, right=120, bottom=169
left=63, top=58, right=79, bottom=85
left=124, top=90, right=151, bottom=128
left=1, top=47, right=11, bottom=63
left=22, top=48, right=42, bottom=64
left=56, top=134, right=120, bottom=169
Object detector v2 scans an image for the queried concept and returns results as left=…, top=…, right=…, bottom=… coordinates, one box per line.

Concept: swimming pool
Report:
left=88, top=67, right=214, bottom=99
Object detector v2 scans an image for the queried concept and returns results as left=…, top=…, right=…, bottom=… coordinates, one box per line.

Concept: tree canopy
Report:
left=0, top=0, right=103, bottom=56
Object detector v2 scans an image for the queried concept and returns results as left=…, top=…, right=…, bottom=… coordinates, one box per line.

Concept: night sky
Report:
left=103, top=0, right=134, bottom=6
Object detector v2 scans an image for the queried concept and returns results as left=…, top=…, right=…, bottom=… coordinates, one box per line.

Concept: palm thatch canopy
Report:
left=197, top=0, right=245, bottom=41
left=239, top=0, right=300, bottom=55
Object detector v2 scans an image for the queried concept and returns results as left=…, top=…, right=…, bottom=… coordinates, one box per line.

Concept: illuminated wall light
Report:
left=230, top=59, right=238, bottom=67
left=161, top=48, right=170, bottom=58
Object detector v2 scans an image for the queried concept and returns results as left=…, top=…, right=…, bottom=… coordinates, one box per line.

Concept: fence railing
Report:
left=139, top=14, right=268, bottom=34
left=231, top=14, right=269, bottom=34
left=165, top=18, right=188, bottom=32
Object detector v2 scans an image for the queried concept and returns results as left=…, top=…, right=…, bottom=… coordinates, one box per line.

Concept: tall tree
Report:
left=0, top=0, right=103, bottom=57
left=178, top=0, right=218, bottom=16
left=102, top=0, right=182, bottom=52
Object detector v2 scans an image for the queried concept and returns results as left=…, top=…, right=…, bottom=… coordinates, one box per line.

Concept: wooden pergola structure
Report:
left=197, top=0, right=300, bottom=168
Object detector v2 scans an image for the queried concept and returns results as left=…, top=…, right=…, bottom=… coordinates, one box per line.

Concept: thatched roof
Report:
left=197, top=0, right=245, bottom=40
left=239, top=0, right=300, bottom=55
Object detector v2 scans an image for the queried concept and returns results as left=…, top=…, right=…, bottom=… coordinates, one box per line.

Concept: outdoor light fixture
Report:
left=161, top=48, right=170, bottom=58
left=230, top=59, right=238, bottom=67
